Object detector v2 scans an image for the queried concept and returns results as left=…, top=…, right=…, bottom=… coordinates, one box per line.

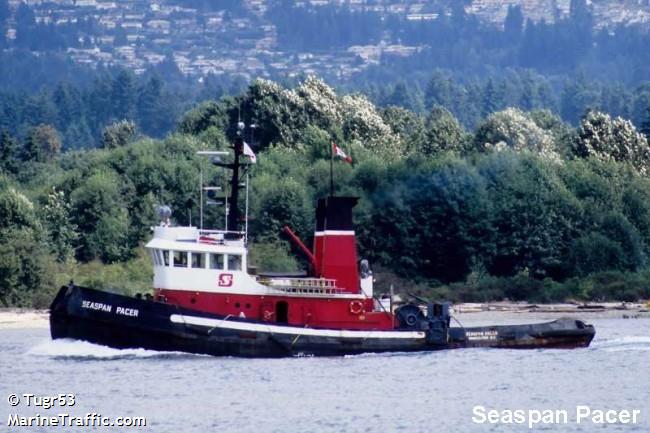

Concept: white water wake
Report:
left=592, top=336, right=650, bottom=352
left=28, top=339, right=199, bottom=360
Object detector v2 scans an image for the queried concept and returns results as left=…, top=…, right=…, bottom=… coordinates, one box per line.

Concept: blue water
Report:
left=1, top=316, right=648, bottom=433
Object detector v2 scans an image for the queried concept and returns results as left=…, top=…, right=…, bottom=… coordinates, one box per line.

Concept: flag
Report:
left=243, top=141, right=256, bottom=163
left=332, top=142, right=352, bottom=163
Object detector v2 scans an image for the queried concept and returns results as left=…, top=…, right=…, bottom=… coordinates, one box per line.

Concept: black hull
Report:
left=50, top=285, right=595, bottom=358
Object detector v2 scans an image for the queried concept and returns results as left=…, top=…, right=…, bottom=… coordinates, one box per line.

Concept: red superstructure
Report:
left=146, top=196, right=393, bottom=330
left=145, top=134, right=393, bottom=331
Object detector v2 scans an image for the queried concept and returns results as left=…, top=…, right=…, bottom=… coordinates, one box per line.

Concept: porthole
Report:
left=235, top=302, right=240, bottom=308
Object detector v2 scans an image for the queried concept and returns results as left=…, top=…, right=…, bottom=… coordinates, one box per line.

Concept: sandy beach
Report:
left=0, top=309, right=49, bottom=329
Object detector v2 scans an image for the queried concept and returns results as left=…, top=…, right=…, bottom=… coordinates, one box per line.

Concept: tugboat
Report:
left=50, top=124, right=595, bottom=357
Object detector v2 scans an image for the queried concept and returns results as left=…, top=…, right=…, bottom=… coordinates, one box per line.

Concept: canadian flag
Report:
left=332, top=142, right=352, bottom=163
left=243, top=141, right=256, bottom=163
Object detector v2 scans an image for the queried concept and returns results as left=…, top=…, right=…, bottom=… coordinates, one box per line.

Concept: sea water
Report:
left=1, top=316, right=648, bottom=433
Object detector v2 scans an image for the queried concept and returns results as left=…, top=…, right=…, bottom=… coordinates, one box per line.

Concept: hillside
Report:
left=1, top=0, right=649, bottom=82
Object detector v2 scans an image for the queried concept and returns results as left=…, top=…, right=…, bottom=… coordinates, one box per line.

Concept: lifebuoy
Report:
left=263, top=310, right=274, bottom=321
left=349, top=300, right=364, bottom=315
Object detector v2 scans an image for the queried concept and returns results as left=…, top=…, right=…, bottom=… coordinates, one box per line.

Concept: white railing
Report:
left=258, top=277, right=344, bottom=295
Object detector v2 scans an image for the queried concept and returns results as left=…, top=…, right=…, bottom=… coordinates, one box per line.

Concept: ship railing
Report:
left=258, top=277, right=345, bottom=295
left=197, top=229, right=246, bottom=245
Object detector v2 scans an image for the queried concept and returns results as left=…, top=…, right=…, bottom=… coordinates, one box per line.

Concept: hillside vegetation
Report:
left=2, top=77, right=650, bottom=307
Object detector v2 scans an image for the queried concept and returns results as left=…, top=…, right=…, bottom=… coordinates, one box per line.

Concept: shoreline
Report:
left=0, top=309, right=49, bottom=329
left=453, top=301, right=650, bottom=314
left=2, top=301, right=649, bottom=330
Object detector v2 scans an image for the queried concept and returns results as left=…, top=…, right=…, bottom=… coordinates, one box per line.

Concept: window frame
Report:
left=209, top=253, right=225, bottom=270
left=173, top=250, right=188, bottom=268
left=227, top=254, right=242, bottom=271
left=191, top=252, right=206, bottom=269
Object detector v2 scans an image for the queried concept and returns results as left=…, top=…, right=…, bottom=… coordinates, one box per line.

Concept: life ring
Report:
left=349, top=300, right=364, bottom=315
left=263, top=310, right=274, bottom=321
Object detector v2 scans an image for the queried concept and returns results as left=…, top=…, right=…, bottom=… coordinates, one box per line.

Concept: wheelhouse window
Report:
left=227, top=254, right=242, bottom=271
left=210, top=253, right=224, bottom=270
left=162, top=250, right=170, bottom=267
left=191, top=252, right=205, bottom=268
left=150, top=249, right=160, bottom=266
left=173, top=251, right=188, bottom=268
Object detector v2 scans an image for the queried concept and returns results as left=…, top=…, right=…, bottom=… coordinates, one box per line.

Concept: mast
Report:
left=198, top=122, right=249, bottom=238
left=228, top=133, right=243, bottom=233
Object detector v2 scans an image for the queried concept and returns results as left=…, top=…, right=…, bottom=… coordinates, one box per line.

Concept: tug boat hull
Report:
left=50, top=285, right=595, bottom=358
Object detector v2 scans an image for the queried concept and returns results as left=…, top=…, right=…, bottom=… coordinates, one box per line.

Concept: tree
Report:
left=424, top=71, right=457, bottom=112
left=369, top=157, right=493, bottom=281
left=63, top=119, right=94, bottom=150
left=474, top=108, right=558, bottom=160
left=641, top=104, right=650, bottom=141
left=53, top=83, right=83, bottom=132
left=0, top=129, right=19, bottom=174
left=0, top=180, right=52, bottom=307
left=574, top=110, right=650, bottom=175
left=504, top=5, right=524, bottom=37
left=421, top=106, right=465, bottom=155
left=0, top=0, right=9, bottom=47
left=23, top=124, right=62, bottom=162
left=14, top=2, right=36, bottom=48
left=101, top=120, right=137, bottom=149
left=380, top=106, right=426, bottom=154
left=478, top=152, right=580, bottom=279
left=71, top=170, right=131, bottom=262
left=43, top=187, right=78, bottom=262
left=137, top=76, right=175, bottom=137
left=0, top=0, right=9, bottom=23
left=112, top=70, right=137, bottom=120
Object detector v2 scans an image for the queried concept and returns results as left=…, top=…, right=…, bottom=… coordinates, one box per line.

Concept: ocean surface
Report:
left=1, top=315, right=648, bottom=433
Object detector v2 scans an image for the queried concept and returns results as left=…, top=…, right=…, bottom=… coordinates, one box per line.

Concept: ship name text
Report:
left=81, top=301, right=139, bottom=317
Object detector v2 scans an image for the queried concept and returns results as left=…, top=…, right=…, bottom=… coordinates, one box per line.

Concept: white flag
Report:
left=243, top=141, right=256, bottom=163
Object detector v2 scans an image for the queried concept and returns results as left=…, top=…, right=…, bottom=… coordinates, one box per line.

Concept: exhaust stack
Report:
left=313, top=197, right=359, bottom=294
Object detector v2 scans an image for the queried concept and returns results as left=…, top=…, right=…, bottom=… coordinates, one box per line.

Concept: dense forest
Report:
left=2, top=66, right=650, bottom=151
left=2, top=0, right=650, bottom=149
left=2, top=76, right=650, bottom=307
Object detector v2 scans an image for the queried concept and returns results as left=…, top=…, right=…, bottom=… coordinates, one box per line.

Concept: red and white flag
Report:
left=332, top=142, right=352, bottom=163
left=243, top=141, right=256, bottom=163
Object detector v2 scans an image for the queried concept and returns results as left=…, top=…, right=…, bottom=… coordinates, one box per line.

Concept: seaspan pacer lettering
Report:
left=49, top=125, right=595, bottom=357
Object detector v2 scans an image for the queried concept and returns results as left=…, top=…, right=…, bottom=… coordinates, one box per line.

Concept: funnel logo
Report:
left=218, top=274, right=233, bottom=287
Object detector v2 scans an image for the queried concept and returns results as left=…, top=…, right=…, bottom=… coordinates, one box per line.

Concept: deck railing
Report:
left=258, top=277, right=344, bottom=295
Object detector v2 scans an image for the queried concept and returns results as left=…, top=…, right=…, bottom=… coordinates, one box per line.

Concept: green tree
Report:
left=640, top=104, right=650, bottom=141
left=43, top=187, right=78, bottom=262
left=71, top=170, right=131, bottom=262
left=478, top=152, right=580, bottom=279
left=23, top=124, right=62, bottom=162
left=112, top=70, right=137, bottom=120
left=101, top=120, right=137, bottom=149
left=0, top=179, right=52, bottom=307
left=504, top=5, right=524, bottom=38
left=574, top=110, right=650, bottom=175
left=380, top=106, right=426, bottom=154
left=422, top=106, right=466, bottom=155
left=138, top=75, right=176, bottom=137
left=0, top=129, right=19, bottom=174
left=369, top=157, right=493, bottom=282
left=474, top=108, right=558, bottom=160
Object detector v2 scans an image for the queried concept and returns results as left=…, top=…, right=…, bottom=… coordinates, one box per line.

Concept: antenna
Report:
left=197, top=150, right=228, bottom=230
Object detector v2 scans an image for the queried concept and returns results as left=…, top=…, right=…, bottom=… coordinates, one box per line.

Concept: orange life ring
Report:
left=349, top=300, right=364, bottom=315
